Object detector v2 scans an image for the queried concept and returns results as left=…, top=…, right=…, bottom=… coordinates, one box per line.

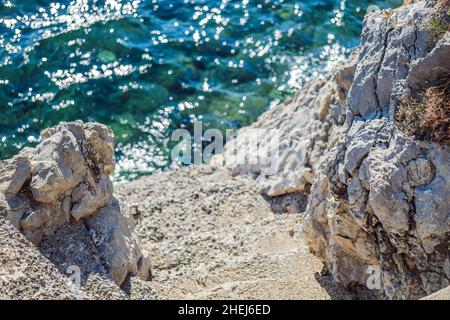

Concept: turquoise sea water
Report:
left=0, top=0, right=402, bottom=180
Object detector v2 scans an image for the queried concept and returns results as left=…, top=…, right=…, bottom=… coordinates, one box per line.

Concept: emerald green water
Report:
left=0, top=0, right=402, bottom=180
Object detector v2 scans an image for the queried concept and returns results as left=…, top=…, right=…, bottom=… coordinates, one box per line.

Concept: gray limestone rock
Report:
left=302, top=1, right=450, bottom=299
left=0, top=121, right=151, bottom=288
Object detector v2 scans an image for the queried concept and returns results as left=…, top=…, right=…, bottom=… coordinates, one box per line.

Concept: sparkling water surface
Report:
left=0, top=0, right=402, bottom=180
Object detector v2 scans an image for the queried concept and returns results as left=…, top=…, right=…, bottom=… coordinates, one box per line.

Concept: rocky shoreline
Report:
left=1, top=0, right=449, bottom=300
left=214, top=0, right=450, bottom=299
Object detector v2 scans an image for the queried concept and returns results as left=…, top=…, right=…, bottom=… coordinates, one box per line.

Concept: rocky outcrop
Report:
left=0, top=121, right=151, bottom=288
left=0, top=0, right=448, bottom=302
left=302, top=1, right=449, bottom=299
left=0, top=216, right=88, bottom=300
left=216, top=0, right=449, bottom=299
left=0, top=214, right=156, bottom=300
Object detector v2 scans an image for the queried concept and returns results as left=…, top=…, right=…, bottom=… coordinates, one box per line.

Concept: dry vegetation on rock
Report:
left=396, top=77, right=450, bottom=144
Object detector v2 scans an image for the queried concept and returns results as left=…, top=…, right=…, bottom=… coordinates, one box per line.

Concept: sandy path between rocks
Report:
left=116, top=165, right=354, bottom=300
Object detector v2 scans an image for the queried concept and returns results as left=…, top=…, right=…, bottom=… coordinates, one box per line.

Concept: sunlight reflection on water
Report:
left=0, top=0, right=402, bottom=180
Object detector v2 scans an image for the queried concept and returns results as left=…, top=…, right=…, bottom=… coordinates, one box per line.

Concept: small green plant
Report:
left=426, top=15, right=448, bottom=39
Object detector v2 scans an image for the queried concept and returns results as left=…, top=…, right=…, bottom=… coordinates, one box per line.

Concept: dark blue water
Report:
left=0, top=0, right=402, bottom=180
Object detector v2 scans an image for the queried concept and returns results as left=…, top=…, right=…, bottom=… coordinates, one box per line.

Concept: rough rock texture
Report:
left=0, top=216, right=88, bottom=300
left=302, top=1, right=450, bottom=299
left=0, top=215, right=157, bottom=300
left=1, top=1, right=448, bottom=301
left=211, top=53, right=357, bottom=201
left=0, top=121, right=151, bottom=289
left=421, top=285, right=450, bottom=299
left=212, top=0, right=449, bottom=300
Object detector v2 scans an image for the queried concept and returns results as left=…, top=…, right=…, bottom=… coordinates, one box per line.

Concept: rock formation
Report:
left=0, top=121, right=151, bottom=288
left=0, top=216, right=89, bottom=300
left=302, top=1, right=449, bottom=299
left=217, top=0, right=449, bottom=299
left=1, top=0, right=448, bottom=301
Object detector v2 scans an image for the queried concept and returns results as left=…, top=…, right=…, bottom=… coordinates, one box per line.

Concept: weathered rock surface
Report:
left=302, top=1, right=450, bottom=299
left=0, top=214, right=157, bottom=300
left=0, top=216, right=88, bottom=300
left=0, top=121, right=151, bottom=290
left=1, top=0, right=448, bottom=301
left=213, top=0, right=449, bottom=300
